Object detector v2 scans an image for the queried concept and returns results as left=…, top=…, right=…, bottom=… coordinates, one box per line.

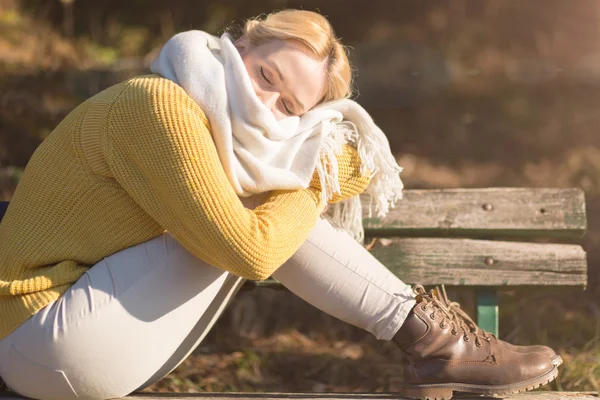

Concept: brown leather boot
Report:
left=435, top=286, right=562, bottom=367
left=393, top=285, right=559, bottom=400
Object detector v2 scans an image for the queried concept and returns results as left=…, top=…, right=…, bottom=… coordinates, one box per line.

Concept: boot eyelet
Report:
left=475, top=340, right=482, bottom=347
left=463, top=335, right=470, bottom=342
left=430, top=313, right=437, bottom=320
left=439, top=322, right=447, bottom=329
left=421, top=305, right=427, bottom=311
left=451, top=330, right=458, bottom=336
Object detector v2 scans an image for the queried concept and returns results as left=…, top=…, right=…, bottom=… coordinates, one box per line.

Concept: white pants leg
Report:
left=274, top=218, right=415, bottom=340
left=0, top=233, right=247, bottom=400
left=0, top=221, right=415, bottom=400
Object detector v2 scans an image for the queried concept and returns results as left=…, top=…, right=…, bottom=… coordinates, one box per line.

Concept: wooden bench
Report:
left=0, top=188, right=591, bottom=399
left=0, top=187, right=588, bottom=337
left=243, top=187, right=588, bottom=336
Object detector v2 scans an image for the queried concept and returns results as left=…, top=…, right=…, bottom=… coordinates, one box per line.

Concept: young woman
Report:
left=0, top=10, right=559, bottom=400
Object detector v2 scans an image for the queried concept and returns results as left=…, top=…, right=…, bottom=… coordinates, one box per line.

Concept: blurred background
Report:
left=0, top=0, right=599, bottom=392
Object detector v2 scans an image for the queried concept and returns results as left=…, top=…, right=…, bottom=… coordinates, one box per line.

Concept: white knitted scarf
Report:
left=150, top=30, right=403, bottom=242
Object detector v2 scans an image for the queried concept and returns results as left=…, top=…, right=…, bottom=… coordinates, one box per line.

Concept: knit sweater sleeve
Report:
left=310, top=144, right=372, bottom=204
left=103, top=77, right=324, bottom=280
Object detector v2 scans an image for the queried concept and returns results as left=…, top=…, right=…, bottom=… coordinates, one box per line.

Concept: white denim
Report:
left=0, top=219, right=415, bottom=400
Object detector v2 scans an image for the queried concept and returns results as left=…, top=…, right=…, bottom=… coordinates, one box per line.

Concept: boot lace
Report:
left=413, top=284, right=490, bottom=347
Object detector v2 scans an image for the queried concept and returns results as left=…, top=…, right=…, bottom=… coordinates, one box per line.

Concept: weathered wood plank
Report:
left=1, top=391, right=595, bottom=400
left=247, top=238, right=587, bottom=288
left=369, top=238, right=587, bottom=286
left=362, top=188, right=587, bottom=239
left=129, top=393, right=597, bottom=400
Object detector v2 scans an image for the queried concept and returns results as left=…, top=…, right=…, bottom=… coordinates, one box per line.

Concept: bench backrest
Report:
left=363, top=188, right=586, bottom=239
left=362, top=188, right=587, bottom=287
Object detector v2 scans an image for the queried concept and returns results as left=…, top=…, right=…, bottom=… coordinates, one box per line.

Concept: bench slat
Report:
left=370, top=238, right=587, bottom=286
left=362, top=188, right=587, bottom=239
left=0, top=392, right=597, bottom=399
left=111, top=392, right=598, bottom=400
left=250, top=238, right=586, bottom=288
left=0, top=392, right=587, bottom=400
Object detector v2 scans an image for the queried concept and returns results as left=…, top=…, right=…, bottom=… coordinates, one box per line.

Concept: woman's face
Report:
left=236, top=37, right=327, bottom=120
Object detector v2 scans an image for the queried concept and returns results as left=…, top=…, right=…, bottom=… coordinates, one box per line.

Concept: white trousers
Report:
left=0, top=218, right=415, bottom=400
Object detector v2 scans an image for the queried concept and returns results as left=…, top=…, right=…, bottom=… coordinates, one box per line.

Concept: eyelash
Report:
left=260, top=67, right=271, bottom=84
left=281, top=101, right=293, bottom=115
left=260, top=66, right=293, bottom=115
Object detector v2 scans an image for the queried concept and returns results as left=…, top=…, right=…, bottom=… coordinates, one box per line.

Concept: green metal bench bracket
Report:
left=476, top=290, right=499, bottom=337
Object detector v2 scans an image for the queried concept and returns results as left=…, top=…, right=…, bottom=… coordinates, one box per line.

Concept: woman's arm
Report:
left=310, top=144, right=372, bottom=204
left=103, top=77, right=368, bottom=280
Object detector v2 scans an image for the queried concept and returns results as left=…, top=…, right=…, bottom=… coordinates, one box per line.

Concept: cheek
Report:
left=310, top=70, right=328, bottom=106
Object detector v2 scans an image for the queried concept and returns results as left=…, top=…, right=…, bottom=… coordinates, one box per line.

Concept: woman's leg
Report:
left=272, top=219, right=558, bottom=399
left=0, top=218, right=415, bottom=399
left=0, top=233, right=245, bottom=400
left=273, top=218, right=416, bottom=340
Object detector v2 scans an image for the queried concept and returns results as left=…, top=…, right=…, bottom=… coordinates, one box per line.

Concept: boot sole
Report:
left=551, top=354, right=563, bottom=366
left=402, top=365, right=559, bottom=400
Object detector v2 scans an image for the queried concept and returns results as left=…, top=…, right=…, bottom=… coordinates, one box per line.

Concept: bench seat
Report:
left=1, top=391, right=598, bottom=399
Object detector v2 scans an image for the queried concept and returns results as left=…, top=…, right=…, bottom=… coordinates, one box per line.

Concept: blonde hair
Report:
left=241, top=9, right=353, bottom=103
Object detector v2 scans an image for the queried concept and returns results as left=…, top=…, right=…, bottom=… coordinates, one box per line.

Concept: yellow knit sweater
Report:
left=0, top=75, right=370, bottom=339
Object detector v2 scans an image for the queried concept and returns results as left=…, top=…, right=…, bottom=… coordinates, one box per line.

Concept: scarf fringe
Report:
left=317, top=121, right=404, bottom=243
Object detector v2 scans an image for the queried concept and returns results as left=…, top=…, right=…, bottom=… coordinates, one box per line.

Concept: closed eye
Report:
left=281, top=100, right=294, bottom=115
left=260, top=67, right=272, bottom=85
